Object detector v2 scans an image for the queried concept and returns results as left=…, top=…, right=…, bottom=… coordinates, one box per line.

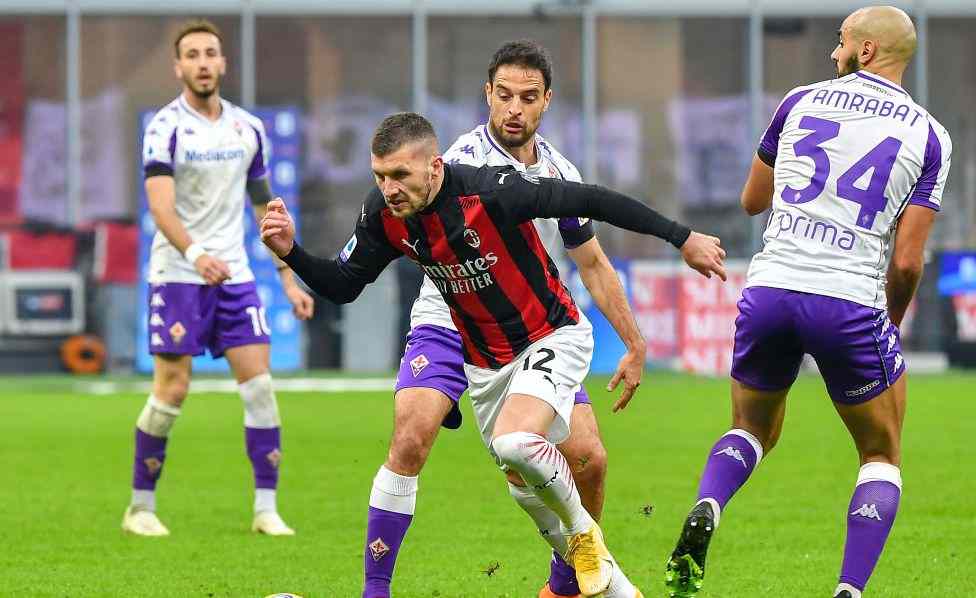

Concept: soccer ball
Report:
left=263, top=594, right=304, bottom=598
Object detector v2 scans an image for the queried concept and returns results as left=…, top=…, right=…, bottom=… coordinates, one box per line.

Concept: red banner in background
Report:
left=0, top=23, right=24, bottom=225
left=953, top=294, right=976, bottom=342
left=629, top=262, right=680, bottom=361
left=676, top=265, right=748, bottom=375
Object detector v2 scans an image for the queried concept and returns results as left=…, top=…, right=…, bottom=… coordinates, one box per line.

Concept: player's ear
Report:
left=860, top=39, right=877, bottom=65
left=485, top=81, right=493, bottom=105
left=542, top=88, right=552, bottom=112
left=173, top=58, right=182, bottom=80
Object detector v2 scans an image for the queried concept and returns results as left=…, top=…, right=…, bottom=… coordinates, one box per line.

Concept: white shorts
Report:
left=464, top=319, right=593, bottom=449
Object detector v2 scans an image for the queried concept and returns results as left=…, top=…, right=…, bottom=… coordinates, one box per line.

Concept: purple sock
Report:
left=696, top=429, right=763, bottom=512
left=363, top=506, right=413, bottom=598
left=548, top=551, right=580, bottom=596
left=840, top=464, right=902, bottom=591
left=245, top=427, right=281, bottom=489
left=132, top=428, right=167, bottom=490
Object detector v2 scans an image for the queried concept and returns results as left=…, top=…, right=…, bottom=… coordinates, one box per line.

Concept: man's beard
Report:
left=837, top=55, right=860, bottom=77
left=490, top=120, right=535, bottom=149
left=186, top=76, right=219, bottom=99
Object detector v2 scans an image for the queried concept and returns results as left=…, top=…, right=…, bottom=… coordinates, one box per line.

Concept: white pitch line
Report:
left=77, top=377, right=397, bottom=396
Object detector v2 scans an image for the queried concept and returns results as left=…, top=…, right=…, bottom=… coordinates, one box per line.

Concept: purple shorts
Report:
left=396, top=324, right=591, bottom=429
left=147, top=281, right=270, bottom=358
left=731, top=286, right=905, bottom=404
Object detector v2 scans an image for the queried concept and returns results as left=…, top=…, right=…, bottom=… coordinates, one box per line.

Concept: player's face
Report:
left=486, top=65, right=552, bottom=150
left=174, top=32, right=226, bottom=99
left=830, top=25, right=861, bottom=77
left=371, top=142, right=444, bottom=218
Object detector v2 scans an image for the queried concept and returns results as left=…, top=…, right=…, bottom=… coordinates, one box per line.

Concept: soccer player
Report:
left=664, top=6, right=951, bottom=598
left=362, top=41, right=665, bottom=598
left=121, top=19, right=314, bottom=537
left=261, top=112, right=726, bottom=597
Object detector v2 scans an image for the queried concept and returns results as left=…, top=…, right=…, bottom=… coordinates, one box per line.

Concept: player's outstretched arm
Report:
left=740, top=155, right=775, bottom=215
left=568, top=239, right=645, bottom=411
left=146, top=175, right=230, bottom=285
left=507, top=175, right=727, bottom=281
left=260, top=198, right=397, bottom=304
left=886, top=205, right=936, bottom=327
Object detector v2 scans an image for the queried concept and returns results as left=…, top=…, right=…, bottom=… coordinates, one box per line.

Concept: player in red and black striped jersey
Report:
left=261, top=112, right=725, bottom=597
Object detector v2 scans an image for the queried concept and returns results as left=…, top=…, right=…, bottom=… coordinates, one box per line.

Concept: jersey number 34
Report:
left=782, top=115, right=903, bottom=231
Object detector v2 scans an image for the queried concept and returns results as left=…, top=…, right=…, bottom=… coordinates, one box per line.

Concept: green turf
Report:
left=0, top=372, right=973, bottom=597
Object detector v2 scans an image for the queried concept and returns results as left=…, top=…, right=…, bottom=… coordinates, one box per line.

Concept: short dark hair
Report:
left=371, top=112, right=438, bottom=157
left=487, top=40, right=553, bottom=91
left=174, top=19, right=223, bottom=58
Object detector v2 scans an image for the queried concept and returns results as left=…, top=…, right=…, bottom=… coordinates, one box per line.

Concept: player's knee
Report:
left=491, top=431, right=543, bottom=470
left=578, top=441, right=608, bottom=484
left=239, top=373, right=280, bottom=428
left=155, top=373, right=190, bottom=406
left=387, top=426, right=437, bottom=475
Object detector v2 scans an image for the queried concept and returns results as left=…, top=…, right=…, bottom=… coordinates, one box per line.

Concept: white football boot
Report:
left=121, top=506, right=170, bottom=536
left=252, top=511, right=296, bottom=536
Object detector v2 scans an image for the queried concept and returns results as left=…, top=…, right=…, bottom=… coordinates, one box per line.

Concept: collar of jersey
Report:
left=851, top=71, right=909, bottom=97
left=178, top=94, right=230, bottom=124
left=482, top=124, right=543, bottom=173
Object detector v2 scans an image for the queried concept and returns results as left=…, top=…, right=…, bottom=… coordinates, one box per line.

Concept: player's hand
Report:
left=608, top=345, right=645, bottom=412
left=260, top=198, right=296, bottom=258
left=194, top=254, right=231, bottom=286
left=681, top=231, right=727, bottom=281
left=283, top=283, right=314, bottom=320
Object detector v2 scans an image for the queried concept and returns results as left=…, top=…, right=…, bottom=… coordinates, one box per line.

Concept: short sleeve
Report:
left=247, top=119, right=271, bottom=181
left=908, top=122, right=952, bottom=212
left=142, top=111, right=178, bottom=178
left=758, top=87, right=814, bottom=167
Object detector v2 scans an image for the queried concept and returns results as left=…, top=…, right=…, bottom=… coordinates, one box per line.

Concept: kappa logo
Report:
left=714, top=446, right=748, bottom=468
left=369, top=537, right=390, bottom=562
left=266, top=449, right=282, bottom=468
left=850, top=503, right=883, bottom=521
left=410, top=354, right=430, bottom=377
left=402, top=238, right=420, bottom=254
left=464, top=228, right=481, bottom=249
left=150, top=332, right=165, bottom=347
left=846, top=379, right=881, bottom=398
left=150, top=293, right=166, bottom=307
left=169, top=322, right=187, bottom=345
left=497, top=172, right=511, bottom=184
left=149, top=313, right=165, bottom=327
left=894, top=353, right=904, bottom=372
left=887, top=334, right=897, bottom=353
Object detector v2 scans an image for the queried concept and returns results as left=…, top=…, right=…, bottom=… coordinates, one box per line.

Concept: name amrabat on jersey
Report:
left=811, top=88, right=925, bottom=126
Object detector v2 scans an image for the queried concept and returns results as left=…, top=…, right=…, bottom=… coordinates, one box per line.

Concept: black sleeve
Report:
left=144, top=164, right=173, bottom=178
left=247, top=178, right=273, bottom=205
left=500, top=172, right=691, bottom=249
left=281, top=198, right=400, bottom=304
left=756, top=147, right=777, bottom=168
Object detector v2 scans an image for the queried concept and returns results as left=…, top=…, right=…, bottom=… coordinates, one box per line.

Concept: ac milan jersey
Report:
left=142, top=95, right=270, bottom=284
left=748, top=71, right=952, bottom=309
left=409, top=124, right=594, bottom=331
left=338, top=164, right=583, bottom=369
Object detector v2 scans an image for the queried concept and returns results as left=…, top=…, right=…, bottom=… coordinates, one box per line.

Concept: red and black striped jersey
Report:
left=285, top=163, right=692, bottom=369
left=345, top=165, right=581, bottom=369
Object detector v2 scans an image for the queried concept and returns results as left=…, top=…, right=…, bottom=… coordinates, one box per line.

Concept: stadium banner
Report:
left=135, top=107, right=304, bottom=374
left=939, top=252, right=976, bottom=363
left=568, top=259, right=749, bottom=376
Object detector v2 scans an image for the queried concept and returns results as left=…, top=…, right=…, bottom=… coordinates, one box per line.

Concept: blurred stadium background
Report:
left=1, top=1, right=975, bottom=596
left=0, top=0, right=974, bottom=375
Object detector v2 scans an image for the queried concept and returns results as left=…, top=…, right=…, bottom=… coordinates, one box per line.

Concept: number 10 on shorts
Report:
left=246, top=306, right=271, bottom=336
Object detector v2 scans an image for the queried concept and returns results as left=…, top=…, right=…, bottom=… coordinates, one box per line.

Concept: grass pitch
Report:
left=0, top=372, right=973, bottom=597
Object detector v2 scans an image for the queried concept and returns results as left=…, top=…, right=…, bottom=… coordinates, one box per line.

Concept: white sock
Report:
left=492, top=432, right=593, bottom=536
left=255, top=488, right=277, bottom=514
left=604, top=563, right=637, bottom=598
left=131, top=489, right=156, bottom=512
left=136, top=394, right=181, bottom=437
left=239, top=373, right=280, bottom=428
left=508, top=482, right=568, bottom=555
left=369, top=465, right=418, bottom=515
left=835, top=582, right=862, bottom=598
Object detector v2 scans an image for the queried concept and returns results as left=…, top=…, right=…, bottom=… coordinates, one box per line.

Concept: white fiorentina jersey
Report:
left=409, top=124, right=592, bottom=331
left=748, top=71, right=952, bottom=309
left=142, top=95, right=270, bottom=284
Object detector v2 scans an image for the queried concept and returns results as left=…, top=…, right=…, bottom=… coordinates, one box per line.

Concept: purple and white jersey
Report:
left=748, top=71, right=952, bottom=309
left=142, top=95, right=270, bottom=284
left=408, top=124, right=594, bottom=331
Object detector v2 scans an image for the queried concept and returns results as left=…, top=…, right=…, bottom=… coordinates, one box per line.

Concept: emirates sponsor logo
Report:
left=422, top=254, right=498, bottom=296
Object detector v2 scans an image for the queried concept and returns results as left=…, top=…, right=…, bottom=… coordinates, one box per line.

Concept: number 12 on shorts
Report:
left=783, top=115, right=903, bottom=230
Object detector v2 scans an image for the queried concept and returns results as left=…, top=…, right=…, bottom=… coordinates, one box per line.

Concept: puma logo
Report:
left=497, top=172, right=510, bottom=184
left=402, top=238, right=420, bottom=253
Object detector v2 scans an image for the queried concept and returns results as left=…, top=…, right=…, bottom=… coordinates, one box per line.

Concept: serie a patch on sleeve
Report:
left=339, top=234, right=358, bottom=262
